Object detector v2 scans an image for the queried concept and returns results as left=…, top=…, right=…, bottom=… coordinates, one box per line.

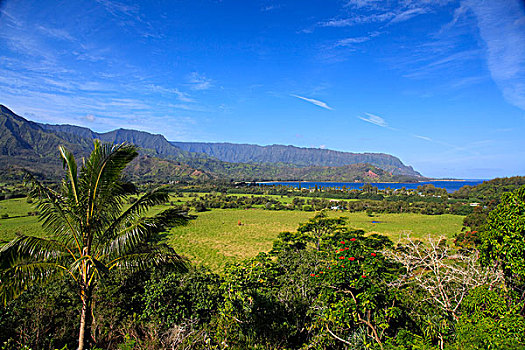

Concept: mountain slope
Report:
left=0, top=105, right=425, bottom=182
left=171, top=142, right=420, bottom=176
left=0, top=106, right=210, bottom=181
left=41, top=124, right=188, bottom=159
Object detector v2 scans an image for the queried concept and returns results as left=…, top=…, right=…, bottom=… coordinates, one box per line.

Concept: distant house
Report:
left=470, top=202, right=481, bottom=207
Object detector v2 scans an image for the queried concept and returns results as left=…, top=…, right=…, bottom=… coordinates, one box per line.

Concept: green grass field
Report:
left=0, top=198, right=43, bottom=242
left=0, top=197, right=465, bottom=271
left=167, top=209, right=464, bottom=270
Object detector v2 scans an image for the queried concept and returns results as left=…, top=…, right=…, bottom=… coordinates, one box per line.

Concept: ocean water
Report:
left=258, top=180, right=486, bottom=193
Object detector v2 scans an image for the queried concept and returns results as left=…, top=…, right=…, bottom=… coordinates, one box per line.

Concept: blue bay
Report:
left=259, top=180, right=486, bottom=193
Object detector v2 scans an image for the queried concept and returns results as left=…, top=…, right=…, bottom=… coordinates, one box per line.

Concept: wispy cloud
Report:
left=147, top=84, right=194, bottom=103
left=291, top=94, right=333, bottom=110
left=84, top=114, right=96, bottom=122
left=414, top=135, right=432, bottom=141
left=319, top=13, right=394, bottom=27
left=37, top=25, right=75, bottom=42
left=389, top=7, right=428, bottom=24
left=465, top=0, right=525, bottom=111
left=358, top=112, right=388, bottom=127
left=402, top=49, right=481, bottom=79
left=345, top=0, right=382, bottom=9
left=187, top=72, right=213, bottom=91
left=319, top=1, right=449, bottom=29
left=358, top=113, right=476, bottom=155
left=95, top=0, right=162, bottom=39
left=261, top=4, right=281, bottom=12
left=95, top=0, right=139, bottom=18
left=334, top=32, right=381, bottom=47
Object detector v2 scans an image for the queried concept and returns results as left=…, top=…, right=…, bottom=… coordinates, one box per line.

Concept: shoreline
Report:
left=256, top=179, right=474, bottom=184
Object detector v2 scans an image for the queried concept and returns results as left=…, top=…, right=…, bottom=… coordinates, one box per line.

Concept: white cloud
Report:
left=415, top=135, right=432, bottom=141
left=37, top=25, right=75, bottom=42
left=389, top=7, right=428, bottom=24
left=358, top=112, right=387, bottom=127
left=345, top=0, right=382, bottom=9
left=334, top=32, right=381, bottom=47
left=319, top=13, right=394, bottom=27
left=291, top=94, right=334, bottom=110
left=402, top=49, right=481, bottom=79
left=84, top=114, right=96, bottom=122
left=95, top=0, right=139, bottom=18
left=320, top=1, right=449, bottom=29
left=465, top=0, right=525, bottom=111
left=261, top=5, right=281, bottom=12
left=147, top=84, right=194, bottom=103
left=187, top=72, right=213, bottom=91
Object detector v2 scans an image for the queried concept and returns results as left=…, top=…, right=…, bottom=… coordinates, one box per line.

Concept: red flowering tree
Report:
left=308, top=231, right=405, bottom=349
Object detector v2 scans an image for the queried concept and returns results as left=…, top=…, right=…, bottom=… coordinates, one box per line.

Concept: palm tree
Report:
left=0, top=140, right=190, bottom=350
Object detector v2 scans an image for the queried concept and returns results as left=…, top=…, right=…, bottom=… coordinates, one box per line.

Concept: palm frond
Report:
left=0, top=234, right=73, bottom=263
left=79, top=141, right=139, bottom=235
left=107, top=244, right=188, bottom=273
left=98, top=208, right=192, bottom=258
left=0, top=261, right=67, bottom=305
left=59, top=145, right=79, bottom=204
left=98, top=187, right=170, bottom=241
left=25, top=172, right=83, bottom=251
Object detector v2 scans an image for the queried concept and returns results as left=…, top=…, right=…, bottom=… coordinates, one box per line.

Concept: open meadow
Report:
left=166, top=208, right=463, bottom=270
left=1, top=197, right=465, bottom=271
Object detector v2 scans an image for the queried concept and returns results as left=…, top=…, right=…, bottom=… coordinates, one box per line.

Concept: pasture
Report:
left=0, top=197, right=465, bottom=271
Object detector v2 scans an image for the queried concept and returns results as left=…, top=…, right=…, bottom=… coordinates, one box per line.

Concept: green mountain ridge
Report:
left=171, top=141, right=420, bottom=176
left=0, top=105, right=425, bottom=182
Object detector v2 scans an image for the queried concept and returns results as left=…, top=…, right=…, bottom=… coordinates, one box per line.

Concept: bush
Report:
left=455, top=286, right=525, bottom=349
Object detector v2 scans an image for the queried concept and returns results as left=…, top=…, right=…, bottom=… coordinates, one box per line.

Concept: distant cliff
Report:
left=171, top=142, right=421, bottom=177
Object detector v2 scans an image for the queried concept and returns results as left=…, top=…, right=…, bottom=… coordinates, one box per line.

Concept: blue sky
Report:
left=0, top=0, right=524, bottom=179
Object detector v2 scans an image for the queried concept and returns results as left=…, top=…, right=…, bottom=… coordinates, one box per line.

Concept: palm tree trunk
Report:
left=78, top=287, right=91, bottom=350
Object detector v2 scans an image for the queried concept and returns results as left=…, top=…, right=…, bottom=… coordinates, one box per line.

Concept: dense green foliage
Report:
left=455, top=286, right=525, bottom=349
left=480, top=185, right=525, bottom=293
left=1, top=199, right=524, bottom=349
left=452, top=176, right=525, bottom=202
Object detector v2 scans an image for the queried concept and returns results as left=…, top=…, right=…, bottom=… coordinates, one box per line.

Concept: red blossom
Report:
left=344, top=247, right=349, bottom=250
left=339, top=248, right=344, bottom=252
left=371, top=253, right=376, bottom=257
left=339, top=256, right=345, bottom=259
left=350, top=238, right=356, bottom=241
left=340, top=241, right=345, bottom=244
left=361, top=275, right=366, bottom=278
left=310, top=273, right=315, bottom=277
left=349, top=257, right=355, bottom=261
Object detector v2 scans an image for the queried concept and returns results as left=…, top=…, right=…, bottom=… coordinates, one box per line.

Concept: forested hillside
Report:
left=172, top=141, right=421, bottom=176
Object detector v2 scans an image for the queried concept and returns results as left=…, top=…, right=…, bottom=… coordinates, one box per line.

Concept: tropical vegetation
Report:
left=0, top=141, right=191, bottom=349
left=1, top=139, right=525, bottom=349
